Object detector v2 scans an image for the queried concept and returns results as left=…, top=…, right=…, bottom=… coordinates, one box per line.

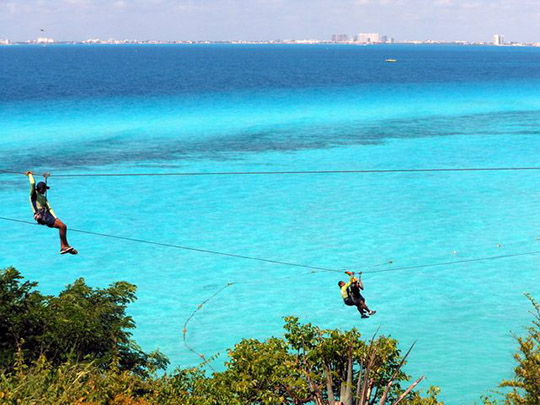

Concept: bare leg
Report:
left=356, top=305, right=366, bottom=315
left=358, top=300, right=370, bottom=313
left=356, top=305, right=368, bottom=318
left=353, top=297, right=374, bottom=318
left=52, top=219, right=70, bottom=250
left=354, top=301, right=368, bottom=316
left=358, top=300, right=375, bottom=316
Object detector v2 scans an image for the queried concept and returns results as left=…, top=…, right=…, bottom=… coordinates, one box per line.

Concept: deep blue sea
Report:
left=1, top=44, right=539, bottom=403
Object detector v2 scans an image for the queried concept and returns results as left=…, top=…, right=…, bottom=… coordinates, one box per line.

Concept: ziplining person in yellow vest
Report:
left=26, top=171, right=78, bottom=255
left=338, top=271, right=375, bottom=319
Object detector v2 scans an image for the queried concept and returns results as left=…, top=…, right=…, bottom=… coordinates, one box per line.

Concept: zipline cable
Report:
left=346, top=236, right=539, bottom=273
left=1, top=216, right=538, bottom=276
left=1, top=167, right=540, bottom=178
left=3, top=214, right=538, bottom=365
left=0, top=216, right=341, bottom=273
left=181, top=269, right=322, bottom=366
left=182, top=282, right=235, bottom=369
left=180, top=246, right=540, bottom=366
left=362, top=250, right=540, bottom=274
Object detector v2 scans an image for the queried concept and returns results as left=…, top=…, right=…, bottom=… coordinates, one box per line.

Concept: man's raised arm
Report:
left=26, top=171, right=37, bottom=214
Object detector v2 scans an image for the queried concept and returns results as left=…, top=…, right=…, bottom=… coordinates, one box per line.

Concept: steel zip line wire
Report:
left=1, top=216, right=538, bottom=275
left=361, top=250, right=540, bottom=274
left=0, top=216, right=341, bottom=273
left=182, top=282, right=234, bottom=370
left=180, top=247, right=540, bottom=367
left=1, top=167, right=540, bottom=177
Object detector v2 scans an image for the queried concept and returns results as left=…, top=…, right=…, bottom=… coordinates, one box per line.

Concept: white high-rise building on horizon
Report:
left=493, top=34, right=504, bottom=46
left=36, top=37, right=54, bottom=44
left=357, top=33, right=380, bottom=44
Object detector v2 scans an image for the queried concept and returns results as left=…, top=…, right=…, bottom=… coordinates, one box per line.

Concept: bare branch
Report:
left=378, top=340, right=417, bottom=405
left=392, top=376, right=426, bottom=405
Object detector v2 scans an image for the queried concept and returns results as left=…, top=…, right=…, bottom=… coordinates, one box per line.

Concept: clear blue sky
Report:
left=1, top=0, right=538, bottom=42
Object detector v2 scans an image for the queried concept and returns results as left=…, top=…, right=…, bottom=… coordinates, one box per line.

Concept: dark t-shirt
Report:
left=348, top=283, right=364, bottom=301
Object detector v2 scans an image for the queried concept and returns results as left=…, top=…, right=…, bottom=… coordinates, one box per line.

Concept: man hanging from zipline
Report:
left=338, top=271, right=375, bottom=319
left=26, top=171, right=78, bottom=255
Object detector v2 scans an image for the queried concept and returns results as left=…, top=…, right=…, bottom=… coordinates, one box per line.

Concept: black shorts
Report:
left=344, top=295, right=365, bottom=306
left=35, top=210, right=57, bottom=228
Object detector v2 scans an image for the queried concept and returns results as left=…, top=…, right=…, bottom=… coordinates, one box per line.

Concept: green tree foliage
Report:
left=0, top=267, right=168, bottom=375
left=0, top=350, right=169, bottom=405
left=0, top=268, right=442, bottom=404
left=0, top=318, right=442, bottom=405
left=486, top=294, right=540, bottom=405
left=0, top=268, right=43, bottom=367
left=210, top=316, right=443, bottom=405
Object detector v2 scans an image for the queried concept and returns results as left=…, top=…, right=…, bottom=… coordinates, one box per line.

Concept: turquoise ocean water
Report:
left=1, top=44, right=539, bottom=403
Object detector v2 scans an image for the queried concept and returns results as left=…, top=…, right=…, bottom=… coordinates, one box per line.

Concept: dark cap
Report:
left=36, top=181, right=50, bottom=192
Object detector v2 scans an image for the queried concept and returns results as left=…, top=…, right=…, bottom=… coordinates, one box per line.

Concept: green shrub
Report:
left=486, top=294, right=540, bottom=405
left=0, top=267, right=168, bottom=375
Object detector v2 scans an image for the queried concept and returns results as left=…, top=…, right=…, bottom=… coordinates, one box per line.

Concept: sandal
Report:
left=60, top=246, right=77, bottom=255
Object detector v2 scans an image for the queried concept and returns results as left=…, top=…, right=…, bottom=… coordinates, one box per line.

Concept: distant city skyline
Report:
left=1, top=0, right=539, bottom=43
left=4, top=30, right=540, bottom=47
left=4, top=34, right=539, bottom=47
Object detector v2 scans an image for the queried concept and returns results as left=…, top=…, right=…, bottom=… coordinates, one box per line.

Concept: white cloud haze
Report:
left=0, top=0, right=538, bottom=42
